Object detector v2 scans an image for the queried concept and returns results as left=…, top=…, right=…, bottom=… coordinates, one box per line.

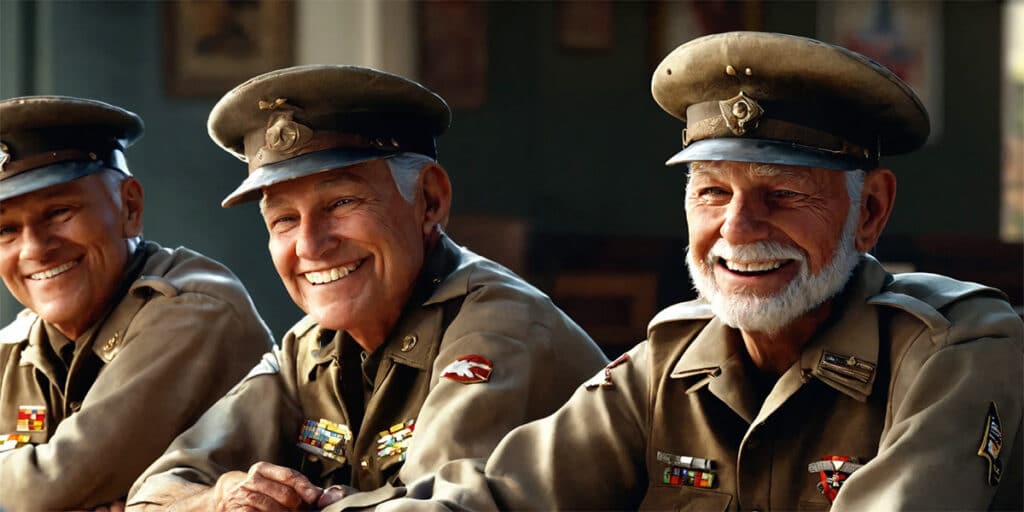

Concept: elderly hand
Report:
left=212, top=462, right=323, bottom=511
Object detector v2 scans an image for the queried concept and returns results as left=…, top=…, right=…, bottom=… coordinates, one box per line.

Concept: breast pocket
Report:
left=641, top=485, right=734, bottom=511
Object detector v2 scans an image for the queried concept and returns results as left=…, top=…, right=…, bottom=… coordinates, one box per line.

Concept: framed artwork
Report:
left=559, top=0, right=614, bottom=51
left=418, top=0, right=488, bottom=109
left=818, top=0, right=943, bottom=140
left=163, top=0, right=294, bottom=97
left=649, top=0, right=761, bottom=65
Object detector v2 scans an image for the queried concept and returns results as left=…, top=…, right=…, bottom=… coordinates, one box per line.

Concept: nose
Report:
left=294, top=213, right=339, bottom=261
left=720, top=191, right=770, bottom=245
left=19, top=225, right=57, bottom=262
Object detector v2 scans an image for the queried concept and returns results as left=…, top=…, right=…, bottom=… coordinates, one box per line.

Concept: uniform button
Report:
left=69, top=401, right=82, bottom=412
left=307, top=454, right=319, bottom=463
left=360, top=457, right=370, bottom=470
left=400, top=335, right=417, bottom=352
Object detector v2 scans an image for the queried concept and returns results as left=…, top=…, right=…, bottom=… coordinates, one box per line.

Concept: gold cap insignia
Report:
left=263, top=110, right=313, bottom=155
left=718, top=91, right=764, bottom=136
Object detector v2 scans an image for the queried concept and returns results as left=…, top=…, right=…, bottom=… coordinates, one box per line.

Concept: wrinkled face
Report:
left=684, top=161, right=861, bottom=333
left=0, top=173, right=132, bottom=339
left=261, top=160, right=427, bottom=343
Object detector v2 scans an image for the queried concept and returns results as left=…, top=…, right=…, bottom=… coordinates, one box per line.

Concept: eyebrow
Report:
left=259, top=172, right=369, bottom=214
left=688, top=163, right=807, bottom=181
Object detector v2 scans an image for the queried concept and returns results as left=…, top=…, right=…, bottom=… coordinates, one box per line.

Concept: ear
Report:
left=854, top=168, right=896, bottom=252
left=419, top=163, right=452, bottom=240
left=119, top=177, right=145, bottom=238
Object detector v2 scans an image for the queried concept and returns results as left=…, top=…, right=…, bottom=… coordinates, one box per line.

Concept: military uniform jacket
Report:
left=0, top=240, right=273, bottom=511
left=374, top=255, right=1023, bottom=511
left=128, top=236, right=607, bottom=505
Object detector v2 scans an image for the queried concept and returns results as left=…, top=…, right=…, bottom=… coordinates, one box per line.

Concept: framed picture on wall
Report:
left=649, top=0, right=761, bottom=66
left=163, top=0, right=294, bottom=97
left=817, top=0, right=943, bottom=141
left=418, top=0, right=487, bottom=109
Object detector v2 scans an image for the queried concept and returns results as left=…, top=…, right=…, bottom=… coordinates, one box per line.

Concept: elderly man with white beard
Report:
left=319, top=32, right=1024, bottom=512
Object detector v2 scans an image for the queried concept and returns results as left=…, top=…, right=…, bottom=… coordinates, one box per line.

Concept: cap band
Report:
left=666, top=137, right=871, bottom=171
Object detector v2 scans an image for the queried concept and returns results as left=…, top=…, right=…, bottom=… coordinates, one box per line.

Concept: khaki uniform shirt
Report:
left=128, top=236, right=607, bottom=505
left=368, top=255, right=1023, bottom=511
left=0, top=241, right=273, bottom=511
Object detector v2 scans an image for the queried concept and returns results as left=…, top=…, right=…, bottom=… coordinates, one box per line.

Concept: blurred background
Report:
left=1, top=0, right=1021, bottom=357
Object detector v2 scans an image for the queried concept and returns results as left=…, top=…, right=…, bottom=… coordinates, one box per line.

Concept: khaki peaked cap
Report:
left=209, top=65, right=451, bottom=207
left=0, top=96, right=143, bottom=202
left=652, top=32, right=930, bottom=171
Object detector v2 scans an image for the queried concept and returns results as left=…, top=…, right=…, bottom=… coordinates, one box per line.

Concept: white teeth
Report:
left=724, top=259, right=786, bottom=273
left=29, top=261, right=77, bottom=281
left=303, top=261, right=361, bottom=285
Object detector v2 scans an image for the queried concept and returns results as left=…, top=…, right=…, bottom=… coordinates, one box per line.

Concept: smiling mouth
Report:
left=303, top=259, right=364, bottom=285
left=717, top=257, right=794, bottom=276
left=29, top=260, right=78, bottom=281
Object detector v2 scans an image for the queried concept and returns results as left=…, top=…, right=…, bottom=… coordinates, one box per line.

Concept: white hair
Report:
left=685, top=167, right=867, bottom=334
left=386, top=153, right=436, bottom=203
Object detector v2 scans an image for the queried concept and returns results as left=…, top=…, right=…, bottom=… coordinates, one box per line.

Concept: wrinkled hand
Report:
left=317, top=484, right=360, bottom=509
left=212, top=462, right=323, bottom=511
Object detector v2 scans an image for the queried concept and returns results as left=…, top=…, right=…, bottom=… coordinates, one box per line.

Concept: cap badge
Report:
left=441, top=354, right=493, bottom=384
left=977, top=401, right=1003, bottom=486
left=0, top=142, right=9, bottom=173
left=719, top=91, right=764, bottom=136
left=808, top=455, right=864, bottom=502
left=264, top=109, right=313, bottom=155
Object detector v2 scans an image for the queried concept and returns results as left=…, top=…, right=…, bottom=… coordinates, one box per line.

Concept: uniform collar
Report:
left=670, top=254, right=891, bottom=406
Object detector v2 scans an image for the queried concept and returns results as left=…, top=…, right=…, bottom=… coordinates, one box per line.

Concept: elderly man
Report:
left=0, top=96, right=273, bottom=510
left=338, top=32, right=1024, bottom=511
left=127, top=65, right=607, bottom=510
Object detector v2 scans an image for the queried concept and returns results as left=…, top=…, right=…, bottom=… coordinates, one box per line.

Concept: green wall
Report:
left=0, top=0, right=1007, bottom=338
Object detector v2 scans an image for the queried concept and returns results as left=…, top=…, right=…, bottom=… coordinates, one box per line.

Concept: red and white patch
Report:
left=441, top=354, right=493, bottom=384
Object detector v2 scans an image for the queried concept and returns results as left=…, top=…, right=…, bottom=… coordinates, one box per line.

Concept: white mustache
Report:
left=705, top=239, right=806, bottom=267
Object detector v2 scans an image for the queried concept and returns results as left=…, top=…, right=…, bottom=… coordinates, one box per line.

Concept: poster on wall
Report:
left=818, top=0, right=943, bottom=142
left=164, top=0, right=294, bottom=97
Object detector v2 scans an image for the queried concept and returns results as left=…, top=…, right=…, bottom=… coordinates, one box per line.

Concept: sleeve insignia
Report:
left=441, top=354, right=493, bottom=384
left=977, top=401, right=1003, bottom=486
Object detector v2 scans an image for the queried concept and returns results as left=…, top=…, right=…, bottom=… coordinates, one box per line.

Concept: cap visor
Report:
left=0, top=160, right=108, bottom=202
left=665, top=138, right=871, bottom=171
left=221, top=147, right=397, bottom=207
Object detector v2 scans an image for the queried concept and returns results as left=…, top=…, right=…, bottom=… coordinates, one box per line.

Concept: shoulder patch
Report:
left=648, top=300, right=714, bottom=334
left=441, top=354, right=493, bottom=384
left=0, top=309, right=36, bottom=344
left=978, top=401, right=1004, bottom=486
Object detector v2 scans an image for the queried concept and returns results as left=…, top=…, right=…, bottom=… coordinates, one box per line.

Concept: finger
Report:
left=241, top=471, right=306, bottom=510
left=317, top=485, right=359, bottom=508
left=109, top=500, right=126, bottom=512
left=225, top=489, right=290, bottom=512
left=249, top=462, right=322, bottom=503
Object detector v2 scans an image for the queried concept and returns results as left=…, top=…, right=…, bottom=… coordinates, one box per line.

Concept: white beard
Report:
left=686, top=209, right=861, bottom=335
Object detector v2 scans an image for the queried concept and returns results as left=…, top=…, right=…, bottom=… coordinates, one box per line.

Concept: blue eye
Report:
left=331, top=198, right=353, bottom=208
left=770, top=190, right=800, bottom=198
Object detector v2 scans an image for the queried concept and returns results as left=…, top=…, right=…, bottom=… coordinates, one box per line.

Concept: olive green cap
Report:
left=651, top=32, right=930, bottom=171
left=208, top=65, right=451, bottom=207
left=0, top=96, right=143, bottom=202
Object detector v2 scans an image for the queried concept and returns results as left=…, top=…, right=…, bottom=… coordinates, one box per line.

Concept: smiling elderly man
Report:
left=126, top=65, right=606, bottom=511
left=0, top=96, right=273, bottom=510
left=333, top=32, right=1023, bottom=512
